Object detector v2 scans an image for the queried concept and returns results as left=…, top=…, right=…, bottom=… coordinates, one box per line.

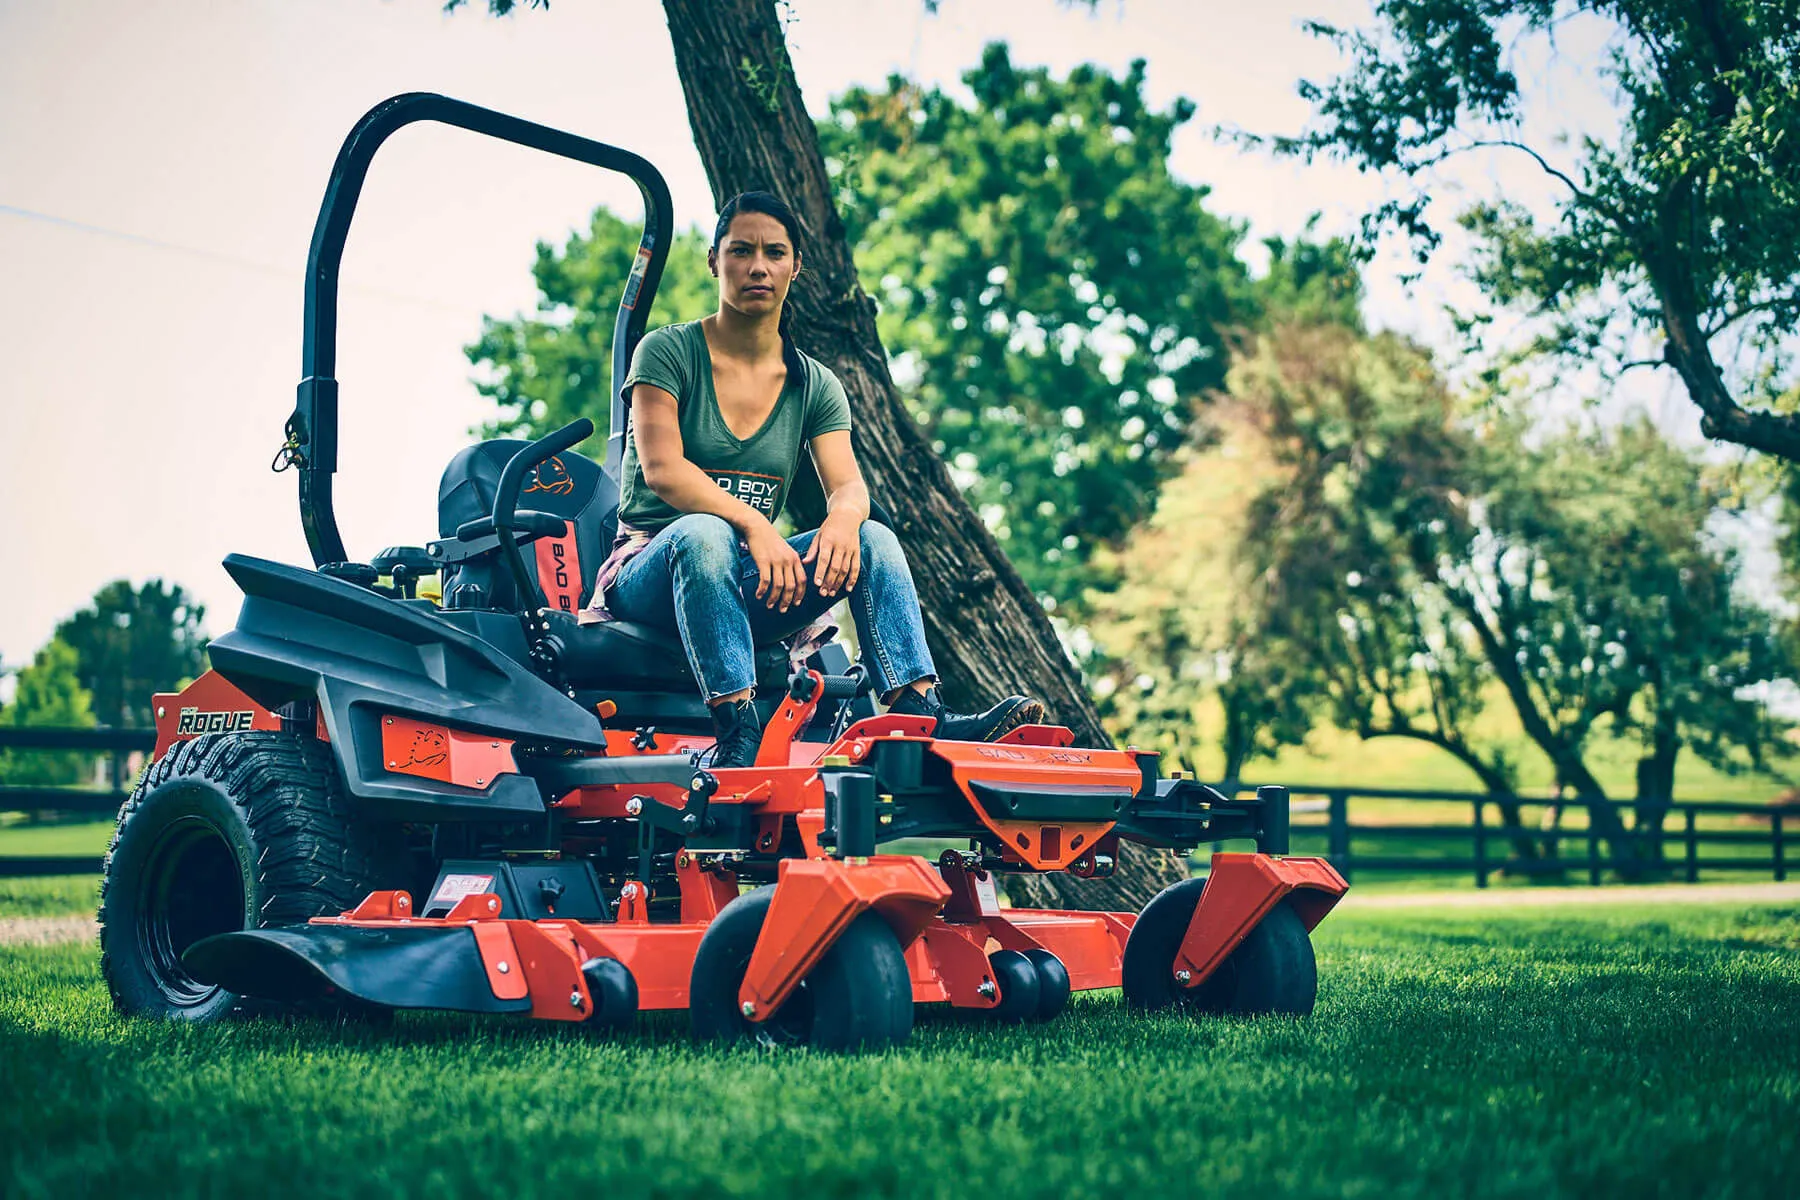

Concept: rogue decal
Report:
left=176, top=708, right=257, bottom=735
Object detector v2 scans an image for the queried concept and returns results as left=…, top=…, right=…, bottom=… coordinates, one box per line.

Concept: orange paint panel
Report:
left=560, top=923, right=706, bottom=1010
left=994, top=724, right=1076, bottom=747
left=913, top=921, right=1001, bottom=1008
left=469, top=921, right=530, bottom=1001
left=676, top=852, right=741, bottom=925
left=446, top=891, right=506, bottom=921
left=756, top=685, right=819, bottom=767
left=151, top=671, right=282, bottom=760
left=928, top=739, right=1138, bottom=870
left=508, top=920, right=591, bottom=1021
left=1174, top=853, right=1348, bottom=987
left=993, top=913, right=1125, bottom=992
left=533, top=521, right=583, bottom=615
left=345, top=891, right=415, bottom=920
left=738, top=856, right=950, bottom=1018
left=601, top=729, right=714, bottom=757
left=380, top=716, right=516, bottom=789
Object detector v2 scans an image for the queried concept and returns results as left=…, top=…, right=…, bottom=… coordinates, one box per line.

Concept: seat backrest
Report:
left=437, top=440, right=617, bottom=613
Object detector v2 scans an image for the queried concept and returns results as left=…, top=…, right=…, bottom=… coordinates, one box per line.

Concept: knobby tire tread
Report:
left=100, top=731, right=402, bottom=1018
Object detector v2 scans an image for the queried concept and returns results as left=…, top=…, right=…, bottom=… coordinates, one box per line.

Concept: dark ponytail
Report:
left=713, top=191, right=805, bottom=380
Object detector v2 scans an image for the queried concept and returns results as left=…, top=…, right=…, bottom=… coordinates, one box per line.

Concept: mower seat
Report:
left=438, top=439, right=614, bottom=615
left=434, top=439, right=792, bottom=697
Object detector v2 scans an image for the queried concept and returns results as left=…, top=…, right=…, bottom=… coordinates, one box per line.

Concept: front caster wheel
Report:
left=1121, top=876, right=1317, bottom=1016
left=689, top=886, right=913, bottom=1051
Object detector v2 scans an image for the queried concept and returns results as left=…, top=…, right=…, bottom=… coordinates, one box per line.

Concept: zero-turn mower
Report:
left=100, top=94, right=1347, bottom=1050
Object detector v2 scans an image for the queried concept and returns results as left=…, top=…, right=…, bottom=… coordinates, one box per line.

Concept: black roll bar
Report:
left=288, top=92, right=673, bottom=568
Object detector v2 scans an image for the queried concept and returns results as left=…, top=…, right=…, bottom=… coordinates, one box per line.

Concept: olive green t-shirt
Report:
left=616, top=321, right=852, bottom=533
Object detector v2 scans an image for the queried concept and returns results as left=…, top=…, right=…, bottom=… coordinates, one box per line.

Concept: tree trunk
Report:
left=1448, top=589, right=1641, bottom=873
left=1633, top=711, right=1680, bottom=864
left=1369, top=727, right=1540, bottom=863
left=658, top=0, right=1185, bottom=911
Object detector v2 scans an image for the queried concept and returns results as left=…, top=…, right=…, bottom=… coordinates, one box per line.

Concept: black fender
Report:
left=207, top=554, right=606, bottom=821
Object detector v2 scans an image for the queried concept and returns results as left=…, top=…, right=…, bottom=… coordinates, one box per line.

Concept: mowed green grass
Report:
left=3, top=902, right=1797, bottom=1199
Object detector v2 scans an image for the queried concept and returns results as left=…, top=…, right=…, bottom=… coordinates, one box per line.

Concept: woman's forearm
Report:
left=825, top=478, right=871, bottom=525
left=643, top=458, right=769, bottom=534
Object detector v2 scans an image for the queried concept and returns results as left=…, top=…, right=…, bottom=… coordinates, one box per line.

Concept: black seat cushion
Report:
left=549, top=613, right=791, bottom=694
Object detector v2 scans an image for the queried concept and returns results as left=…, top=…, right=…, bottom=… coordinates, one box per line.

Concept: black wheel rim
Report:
left=135, top=815, right=246, bottom=1007
left=748, top=978, right=814, bottom=1048
left=1176, top=955, right=1236, bottom=1013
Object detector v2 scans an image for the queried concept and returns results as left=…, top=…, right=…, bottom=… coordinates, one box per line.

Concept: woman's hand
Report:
left=745, top=520, right=807, bottom=612
left=804, top=511, right=862, bottom=598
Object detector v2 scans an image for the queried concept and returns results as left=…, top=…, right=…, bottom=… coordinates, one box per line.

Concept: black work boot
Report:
left=708, top=697, right=764, bottom=769
left=889, top=685, right=1048, bottom=743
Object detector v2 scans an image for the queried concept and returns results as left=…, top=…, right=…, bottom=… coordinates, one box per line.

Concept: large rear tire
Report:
left=689, top=886, right=914, bottom=1051
left=99, top=732, right=407, bottom=1022
left=1121, top=876, right=1318, bottom=1016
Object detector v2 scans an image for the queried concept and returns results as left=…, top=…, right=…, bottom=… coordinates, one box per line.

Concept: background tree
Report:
left=467, top=209, right=715, bottom=440
left=55, top=580, right=207, bottom=730
left=0, top=639, right=98, bottom=788
left=1486, top=421, right=1794, bottom=859
left=1280, top=0, right=1800, bottom=461
left=1102, top=317, right=1792, bottom=870
left=1084, top=234, right=1363, bottom=781
left=821, top=45, right=1252, bottom=605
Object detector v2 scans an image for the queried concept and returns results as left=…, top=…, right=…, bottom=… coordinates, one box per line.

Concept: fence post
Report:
left=1587, top=818, right=1602, bottom=886
left=1685, top=808, right=1698, bottom=884
left=1328, top=791, right=1351, bottom=884
left=1776, top=813, right=1786, bottom=884
left=1472, top=798, right=1488, bottom=889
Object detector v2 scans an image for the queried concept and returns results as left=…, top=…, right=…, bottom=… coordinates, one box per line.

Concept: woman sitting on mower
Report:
left=585, top=190, right=1045, bottom=767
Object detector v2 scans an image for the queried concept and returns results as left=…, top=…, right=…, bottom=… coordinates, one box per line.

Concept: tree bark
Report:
left=1633, top=709, right=1680, bottom=865
left=658, top=0, right=1185, bottom=911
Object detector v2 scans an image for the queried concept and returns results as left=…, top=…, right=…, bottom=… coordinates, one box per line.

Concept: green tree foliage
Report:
left=466, top=208, right=716, bottom=440
left=55, top=581, right=208, bottom=730
left=820, top=44, right=1253, bottom=603
left=1096, top=319, right=1791, bottom=865
left=1481, top=421, right=1792, bottom=850
left=1282, top=1, right=1800, bottom=461
left=1083, top=416, right=1312, bottom=782
left=0, top=639, right=98, bottom=787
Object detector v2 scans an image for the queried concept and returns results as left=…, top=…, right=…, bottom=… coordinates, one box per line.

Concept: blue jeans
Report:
left=604, top=514, right=937, bottom=701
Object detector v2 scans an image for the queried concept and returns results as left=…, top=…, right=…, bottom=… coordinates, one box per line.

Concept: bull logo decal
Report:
left=400, top=728, right=448, bottom=769
left=524, top=455, right=576, bottom=498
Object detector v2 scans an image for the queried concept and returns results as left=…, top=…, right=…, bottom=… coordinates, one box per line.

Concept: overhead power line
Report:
left=0, top=201, right=470, bottom=315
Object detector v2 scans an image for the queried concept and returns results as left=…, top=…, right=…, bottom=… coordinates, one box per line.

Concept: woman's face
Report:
left=711, top=211, right=799, bottom=319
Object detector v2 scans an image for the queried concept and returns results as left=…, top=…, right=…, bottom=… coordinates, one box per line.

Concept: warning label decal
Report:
left=430, top=874, right=496, bottom=905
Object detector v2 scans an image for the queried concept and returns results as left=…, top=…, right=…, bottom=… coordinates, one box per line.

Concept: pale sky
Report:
left=0, top=0, right=1656, bottom=672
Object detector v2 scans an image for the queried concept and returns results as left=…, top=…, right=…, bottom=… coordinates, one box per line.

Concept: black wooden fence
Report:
left=0, top=726, right=153, bottom=876
left=0, top=728, right=1792, bottom=886
left=1219, top=782, right=1791, bottom=887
